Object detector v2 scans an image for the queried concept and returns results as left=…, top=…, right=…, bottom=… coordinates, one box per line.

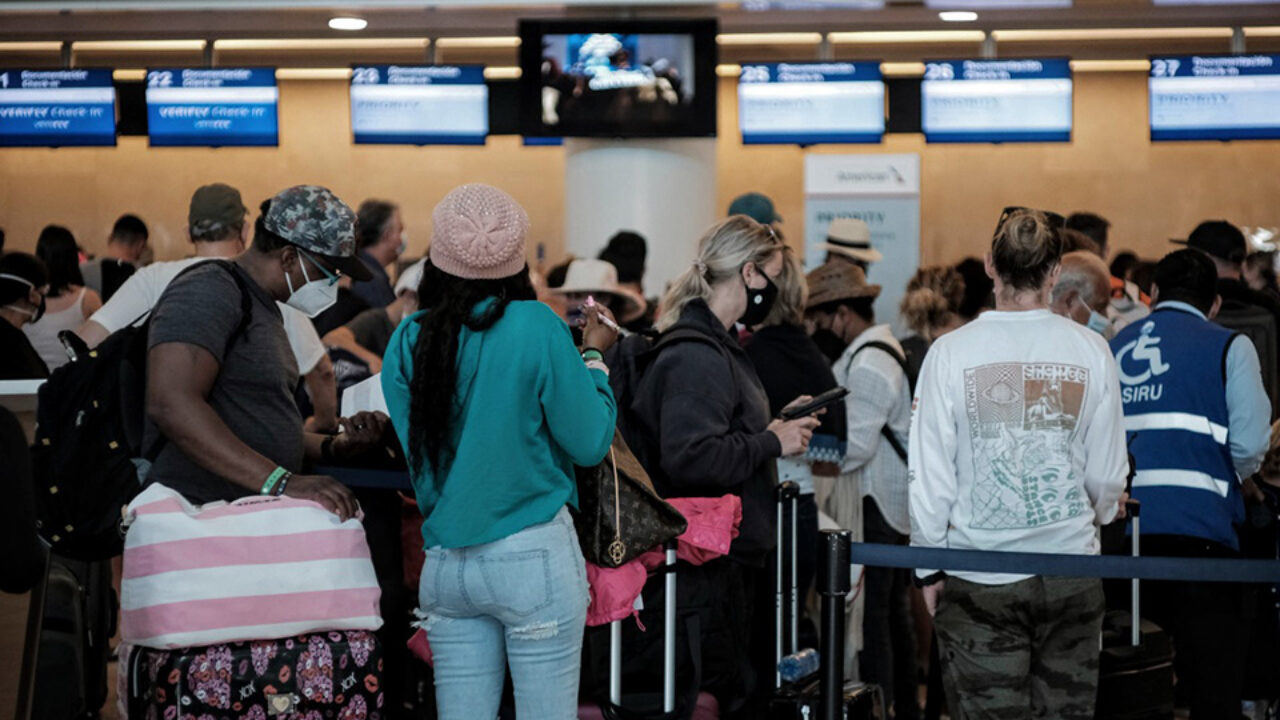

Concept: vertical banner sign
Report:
left=805, top=154, right=921, bottom=335
left=0, top=69, right=116, bottom=147
left=146, top=68, right=278, bottom=147
left=350, top=65, right=489, bottom=145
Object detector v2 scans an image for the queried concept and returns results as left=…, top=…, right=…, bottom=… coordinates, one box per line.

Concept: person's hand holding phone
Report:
left=768, top=415, right=821, bottom=457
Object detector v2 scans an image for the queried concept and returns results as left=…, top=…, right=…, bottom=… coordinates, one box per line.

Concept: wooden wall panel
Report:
left=3, top=73, right=1279, bottom=285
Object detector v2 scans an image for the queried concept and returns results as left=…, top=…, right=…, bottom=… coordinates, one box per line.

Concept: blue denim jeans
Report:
left=419, top=506, right=589, bottom=720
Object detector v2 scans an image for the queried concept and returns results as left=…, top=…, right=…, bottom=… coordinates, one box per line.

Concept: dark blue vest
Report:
left=1109, top=306, right=1243, bottom=549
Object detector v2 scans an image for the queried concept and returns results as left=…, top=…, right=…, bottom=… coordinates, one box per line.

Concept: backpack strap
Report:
left=169, top=260, right=254, bottom=354
left=143, top=260, right=254, bottom=462
left=850, top=340, right=911, bottom=464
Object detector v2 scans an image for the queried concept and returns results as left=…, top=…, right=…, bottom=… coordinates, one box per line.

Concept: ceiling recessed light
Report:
left=939, top=10, right=979, bottom=21
left=329, top=17, right=368, bottom=31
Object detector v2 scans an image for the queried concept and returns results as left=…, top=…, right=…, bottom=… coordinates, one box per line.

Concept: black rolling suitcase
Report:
left=770, top=483, right=883, bottom=720
left=578, top=540, right=719, bottom=720
left=1097, top=501, right=1175, bottom=720
left=31, top=555, right=116, bottom=720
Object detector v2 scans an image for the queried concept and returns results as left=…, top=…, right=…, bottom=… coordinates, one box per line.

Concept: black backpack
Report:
left=849, top=340, right=917, bottom=463
left=1214, top=298, right=1279, bottom=419
left=604, top=328, right=730, bottom=474
left=31, top=261, right=252, bottom=561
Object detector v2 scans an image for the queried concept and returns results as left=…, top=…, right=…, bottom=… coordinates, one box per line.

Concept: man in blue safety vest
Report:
left=1111, top=247, right=1270, bottom=718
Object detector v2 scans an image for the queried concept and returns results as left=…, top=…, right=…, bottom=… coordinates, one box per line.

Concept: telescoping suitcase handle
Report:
left=775, top=481, right=800, bottom=689
left=1127, top=499, right=1142, bottom=648
left=609, top=539, right=678, bottom=714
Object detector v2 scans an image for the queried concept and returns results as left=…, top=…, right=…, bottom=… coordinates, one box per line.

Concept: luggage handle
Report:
left=776, top=481, right=800, bottom=689
left=1128, top=499, right=1141, bottom=648
left=609, top=539, right=678, bottom=714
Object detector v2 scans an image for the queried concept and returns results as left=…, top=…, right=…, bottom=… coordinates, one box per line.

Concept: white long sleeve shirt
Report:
left=834, top=324, right=913, bottom=534
left=908, top=309, right=1129, bottom=585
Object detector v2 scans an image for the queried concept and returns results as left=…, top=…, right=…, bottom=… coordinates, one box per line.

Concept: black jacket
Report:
left=0, top=407, right=43, bottom=593
left=1218, top=277, right=1280, bottom=324
left=744, top=323, right=847, bottom=444
left=631, top=299, right=781, bottom=566
left=0, top=321, right=49, bottom=380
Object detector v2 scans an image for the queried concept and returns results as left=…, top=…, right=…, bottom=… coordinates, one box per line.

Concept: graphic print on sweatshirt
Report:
left=964, top=362, right=1089, bottom=530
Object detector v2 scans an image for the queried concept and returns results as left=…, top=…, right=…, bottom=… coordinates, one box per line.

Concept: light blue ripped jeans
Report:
left=419, top=506, right=589, bottom=720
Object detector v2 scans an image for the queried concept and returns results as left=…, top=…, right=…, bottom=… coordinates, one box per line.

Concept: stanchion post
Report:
left=664, top=540, right=677, bottom=714
left=818, top=529, right=852, bottom=720
left=1129, top=499, right=1142, bottom=647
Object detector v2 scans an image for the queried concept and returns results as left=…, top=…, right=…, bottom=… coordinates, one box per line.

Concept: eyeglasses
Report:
left=297, top=248, right=342, bottom=286
left=993, top=206, right=1066, bottom=241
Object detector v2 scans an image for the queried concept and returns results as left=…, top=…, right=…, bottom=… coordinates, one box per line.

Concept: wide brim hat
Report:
left=821, top=217, right=882, bottom=264
left=806, top=260, right=881, bottom=309
left=552, top=258, right=647, bottom=319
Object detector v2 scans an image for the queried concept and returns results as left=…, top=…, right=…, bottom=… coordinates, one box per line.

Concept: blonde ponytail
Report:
left=656, top=215, right=782, bottom=331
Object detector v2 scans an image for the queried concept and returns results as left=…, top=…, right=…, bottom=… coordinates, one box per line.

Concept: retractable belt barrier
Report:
left=849, top=542, right=1280, bottom=583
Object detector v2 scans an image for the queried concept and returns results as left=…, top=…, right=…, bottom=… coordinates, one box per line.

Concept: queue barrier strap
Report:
left=850, top=542, right=1280, bottom=583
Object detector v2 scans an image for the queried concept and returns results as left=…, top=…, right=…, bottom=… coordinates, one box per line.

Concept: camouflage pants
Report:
left=934, top=575, right=1104, bottom=720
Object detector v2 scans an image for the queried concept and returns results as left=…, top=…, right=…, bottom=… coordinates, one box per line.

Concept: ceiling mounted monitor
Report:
left=738, top=62, right=885, bottom=145
left=922, top=58, right=1072, bottom=143
left=0, top=68, right=116, bottom=147
left=519, top=19, right=718, bottom=138
left=1150, top=54, right=1280, bottom=141
left=350, top=65, right=488, bottom=145
left=145, top=67, right=278, bottom=147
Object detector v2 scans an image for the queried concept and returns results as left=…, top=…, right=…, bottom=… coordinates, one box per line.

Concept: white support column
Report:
left=564, top=138, right=717, bottom=299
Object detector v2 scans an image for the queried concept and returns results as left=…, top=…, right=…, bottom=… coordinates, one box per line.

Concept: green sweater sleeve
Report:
left=537, top=311, right=618, bottom=467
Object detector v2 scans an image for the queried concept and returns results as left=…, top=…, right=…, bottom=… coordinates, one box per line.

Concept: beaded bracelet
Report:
left=273, top=471, right=292, bottom=497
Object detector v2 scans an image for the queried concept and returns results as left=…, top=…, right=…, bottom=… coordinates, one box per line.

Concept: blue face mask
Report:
left=1075, top=296, right=1111, bottom=337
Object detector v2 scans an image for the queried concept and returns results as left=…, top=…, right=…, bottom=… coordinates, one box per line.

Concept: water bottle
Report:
left=777, top=647, right=820, bottom=683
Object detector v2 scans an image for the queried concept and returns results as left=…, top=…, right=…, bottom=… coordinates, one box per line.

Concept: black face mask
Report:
left=738, top=271, right=779, bottom=327
left=31, top=294, right=46, bottom=324
left=810, top=329, right=847, bottom=363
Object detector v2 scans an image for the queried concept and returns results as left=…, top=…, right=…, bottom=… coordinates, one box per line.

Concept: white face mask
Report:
left=284, top=252, right=339, bottom=318
left=398, top=230, right=409, bottom=257
left=0, top=273, right=45, bottom=323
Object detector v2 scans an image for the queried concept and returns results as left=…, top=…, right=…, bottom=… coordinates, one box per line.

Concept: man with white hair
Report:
left=1050, top=251, right=1113, bottom=337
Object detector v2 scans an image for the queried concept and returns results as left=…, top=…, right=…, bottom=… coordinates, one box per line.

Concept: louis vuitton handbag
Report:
left=574, top=431, right=687, bottom=568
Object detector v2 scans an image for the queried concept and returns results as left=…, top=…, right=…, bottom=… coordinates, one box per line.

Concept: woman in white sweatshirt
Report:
left=907, top=208, right=1128, bottom=720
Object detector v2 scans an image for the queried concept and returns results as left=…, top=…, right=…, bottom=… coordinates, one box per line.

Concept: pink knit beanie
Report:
left=429, top=184, right=530, bottom=280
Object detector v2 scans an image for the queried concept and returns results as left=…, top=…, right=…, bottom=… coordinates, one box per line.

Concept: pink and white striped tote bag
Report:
left=121, top=483, right=382, bottom=649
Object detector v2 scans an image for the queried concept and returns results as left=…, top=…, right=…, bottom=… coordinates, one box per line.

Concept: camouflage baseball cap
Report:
left=189, top=183, right=248, bottom=236
left=262, top=185, right=370, bottom=281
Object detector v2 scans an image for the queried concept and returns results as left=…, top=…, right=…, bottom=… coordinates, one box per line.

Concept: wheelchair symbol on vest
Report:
left=1115, top=321, right=1171, bottom=385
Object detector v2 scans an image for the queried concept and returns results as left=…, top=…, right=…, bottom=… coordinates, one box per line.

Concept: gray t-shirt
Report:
left=346, top=307, right=396, bottom=359
left=144, top=261, right=303, bottom=504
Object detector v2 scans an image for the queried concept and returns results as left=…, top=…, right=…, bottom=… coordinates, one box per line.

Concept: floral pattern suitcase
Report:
left=125, top=631, right=385, bottom=720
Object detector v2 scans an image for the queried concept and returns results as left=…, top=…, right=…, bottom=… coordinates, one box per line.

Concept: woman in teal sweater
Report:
left=382, top=184, right=618, bottom=719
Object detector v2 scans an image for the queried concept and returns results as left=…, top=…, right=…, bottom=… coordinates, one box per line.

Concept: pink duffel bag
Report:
left=120, top=483, right=382, bottom=649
